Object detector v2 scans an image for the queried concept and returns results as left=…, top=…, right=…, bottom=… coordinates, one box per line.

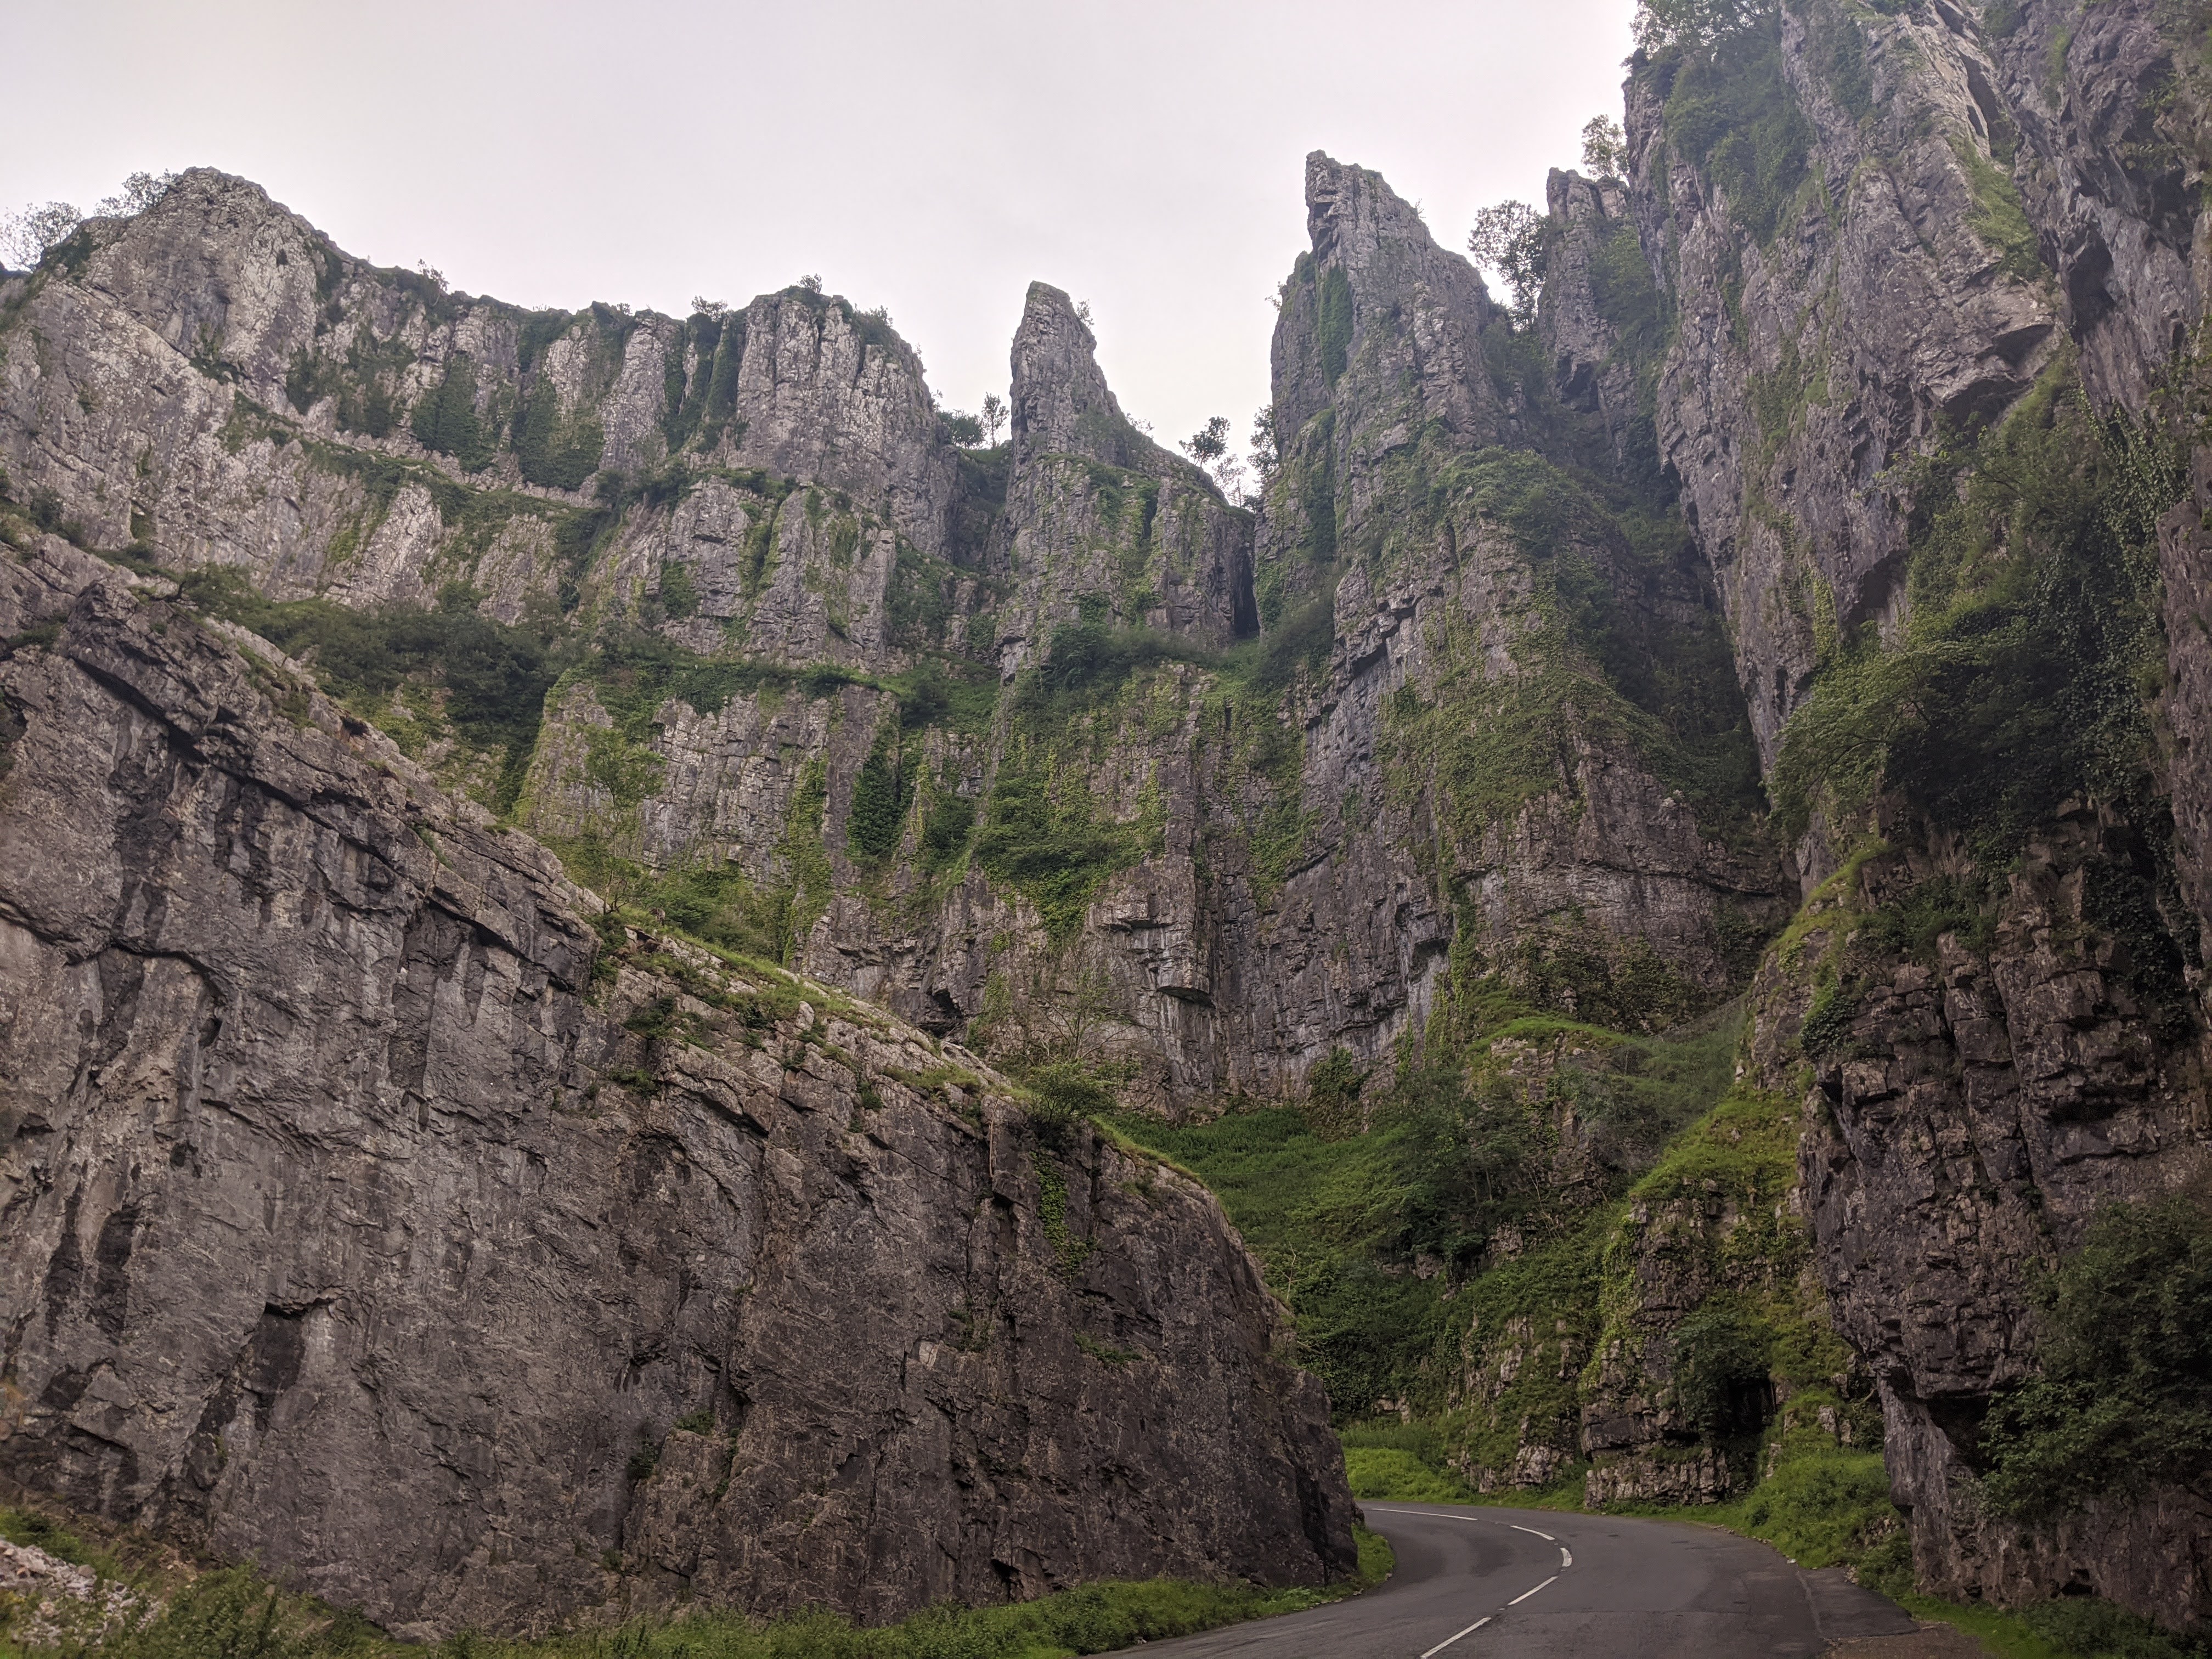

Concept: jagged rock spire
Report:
left=1008, top=280, right=1150, bottom=472
left=1276, top=153, right=1505, bottom=457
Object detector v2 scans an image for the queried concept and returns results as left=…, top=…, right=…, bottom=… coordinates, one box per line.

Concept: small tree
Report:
left=942, top=410, right=985, bottom=445
left=1249, top=405, right=1279, bottom=486
left=1180, top=415, right=1231, bottom=465
left=94, top=171, right=175, bottom=216
left=1467, top=201, right=1550, bottom=327
left=970, top=958, right=1126, bottom=1075
left=1633, top=0, right=1771, bottom=51
left=798, top=272, right=823, bottom=294
left=690, top=296, right=728, bottom=317
left=1582, top=115, right=1628, bottom=179
left=0, top=201, right=82, bottom=269
left=1, top=172, right=177, bottom=270
left=980, top=392, right=1007, bottom=445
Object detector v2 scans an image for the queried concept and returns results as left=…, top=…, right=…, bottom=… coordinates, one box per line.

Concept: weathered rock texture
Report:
left=1239, top=153, right=1787, bottom=1075
left=1609, top=0, right=2212, bottom=1633
left=9, top=0, right=2212, bottom=1629
left=0, top=165, right=1782, bottom=1116
left=0, top=538, right=1357, bottom=1635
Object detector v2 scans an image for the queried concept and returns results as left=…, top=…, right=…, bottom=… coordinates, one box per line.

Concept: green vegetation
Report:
left=1775, top=367, right=2182, bottom=862
left=1344, top=442, right=1765, bottom=890
left=1104, top=1104, right=1462, bottom=1418
left=1338, top=1424, right=1476, bottom=1502
left=1109, top=1010, right=1741, bottom=1425
left=1982, top=1190, right=2212, bottom=1518
left=0, top=1508, right=98, bottom=1570
left=0, top=1526, right=1395, bottom=1659
left=1951, top=136, right=2044, bottom=283
left=1019, top=610, right=1214, bottom=716
left=847, top=724, right=910, bottom=861
left=515, top=384, right=605, bottom=490
left=661, top=309, right=750, bottom=456
left=974, top=769, right=1147, bottom=945
left=1656, top=10, right=1816, bottom=244
left=1768, top=362, right=2202, bottom=1042
left=658, top=562, right=699, bottom=620
left=1317, top=266, right=1353, bottom=384
left=411, top=353, right=493, bottom=472
left=180, top=569, right=563, bottom=812
left=1107, top=994, right=1880, bottom=1572
left=887, top=541, right=957, bottom=647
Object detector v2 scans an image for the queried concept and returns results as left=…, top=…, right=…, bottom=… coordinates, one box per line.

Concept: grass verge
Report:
left=0, top=1513, right=1395, bottom=1659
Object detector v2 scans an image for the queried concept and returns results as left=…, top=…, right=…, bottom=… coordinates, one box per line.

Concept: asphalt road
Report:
left=1143, top=1503, right=1922, bottom=1658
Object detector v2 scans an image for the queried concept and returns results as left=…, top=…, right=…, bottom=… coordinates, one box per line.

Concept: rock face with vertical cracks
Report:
left=0, top=538, right=1357, bottom=1637
left=1602, top=0, right=2212, bottom=1631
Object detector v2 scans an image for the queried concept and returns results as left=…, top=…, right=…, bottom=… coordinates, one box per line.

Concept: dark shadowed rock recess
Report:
left=4, top=0, right=2212, bottom=1638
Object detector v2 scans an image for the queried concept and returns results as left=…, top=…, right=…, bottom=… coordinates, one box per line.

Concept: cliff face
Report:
left=7, top=0, right=2212, bottom=1630
left=1610, top=0, right=2212, bottom=1630
left=0, top=537, right=1356, bottom=1635
left=1245, top=155, right=1786, bottom=1066
left=0, top=167, right=1780, bottom=1113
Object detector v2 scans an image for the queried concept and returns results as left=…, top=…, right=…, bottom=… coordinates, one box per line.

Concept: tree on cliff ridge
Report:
left=1633, top=0, right=1774, bottom=50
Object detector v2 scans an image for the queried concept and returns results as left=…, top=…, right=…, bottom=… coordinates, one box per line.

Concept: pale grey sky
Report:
left=5, top=0, right=1639, bottom=456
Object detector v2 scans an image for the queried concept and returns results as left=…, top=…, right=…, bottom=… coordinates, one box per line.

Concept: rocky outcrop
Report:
left=1537, top=168, right=1649, bottom=475
left=0, top=537, right=1357, bottom=1636
left=997, top=283, right=1256, bottom=668
left=0, top=165, right=1787, bottom=1114
left=1236, top=154, right=1787, bottom=1080
left=1977, top=0, right=2204, bottom=408
left=0, top=171, right=957, bottom=618
left=1767, top=830, right=2210, bottom=1628
left=2159, top=447, right=2212, bottom=1004
left=1610, top=0, right=2211, bottom=1630
left=8, top=7, right=2212, bottom=1630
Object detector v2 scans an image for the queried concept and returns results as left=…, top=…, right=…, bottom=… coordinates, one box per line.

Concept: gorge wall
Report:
left=1618, top=0, right=2212, bottom=1629
left=2, top=0, right=2211, bottom=1638
left=0, top=538, right=1357, bottom=1635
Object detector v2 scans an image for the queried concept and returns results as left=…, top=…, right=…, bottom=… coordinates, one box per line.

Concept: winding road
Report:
left=1147, top=1503, right=1923, bottom=1658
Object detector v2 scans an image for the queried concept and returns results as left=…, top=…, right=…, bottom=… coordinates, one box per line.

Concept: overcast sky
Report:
left=7, top=0, right=1639, bottom=456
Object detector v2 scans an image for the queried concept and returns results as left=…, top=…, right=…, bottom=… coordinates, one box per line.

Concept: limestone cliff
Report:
left=6, top=0, right=2212, bottom=1632
left=1604, top=0, right=2212, bottom=1632
left=0, top=537, right=1357, bottom=1636
left=0, top=167, right=1781, bottom=1112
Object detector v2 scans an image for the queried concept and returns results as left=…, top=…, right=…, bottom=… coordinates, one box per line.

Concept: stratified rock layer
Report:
left=6, top=0, right=2212, bottom=1631
left=0, top=539, right=1356, bottom=1637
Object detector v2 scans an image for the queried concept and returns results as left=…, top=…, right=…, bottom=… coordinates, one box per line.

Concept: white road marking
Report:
left=1365, top=1507, right=1484, bottom=1519
left=1419, top=1615, right=1491, bottom=1658
left=1359, top=1511, right=1569, bottom=1652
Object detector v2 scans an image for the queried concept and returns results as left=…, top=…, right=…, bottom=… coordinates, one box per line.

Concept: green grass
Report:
left=1342, top=1447, right=1475, bottom=1503
left=0, top=1508, right=97, bottom=1568
left=1102, top=1102, right=1461, bottom=1419
left=0, top=1533, right=1397, bottom=1659
left=176, top=568, right=566, bottom=813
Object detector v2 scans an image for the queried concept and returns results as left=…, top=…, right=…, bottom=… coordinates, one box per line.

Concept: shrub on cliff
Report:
left=1981, top=1191, right=2212, bottom=1518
